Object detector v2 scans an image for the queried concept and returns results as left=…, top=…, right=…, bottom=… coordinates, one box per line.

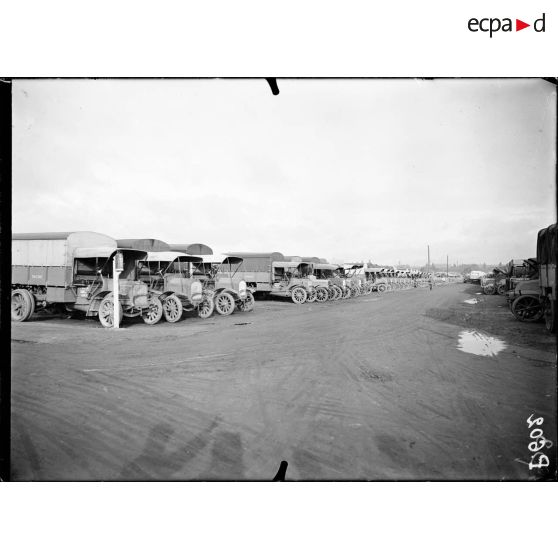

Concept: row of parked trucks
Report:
left=466, top=224, right=556, bottom=334
left=11, top=232, right=434, bottom=328
left=502, top=223, right=557, bottom=333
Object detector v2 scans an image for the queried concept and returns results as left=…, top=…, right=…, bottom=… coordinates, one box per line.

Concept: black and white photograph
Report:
left=4, top=77, right=557, bottom=481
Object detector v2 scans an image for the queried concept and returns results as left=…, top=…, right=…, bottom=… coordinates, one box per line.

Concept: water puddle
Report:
left=457, top=330, right=507, bottom=357
left=464, top=298, right=479, bottom=304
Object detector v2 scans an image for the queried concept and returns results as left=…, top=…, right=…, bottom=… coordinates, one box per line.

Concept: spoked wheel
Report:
left=497, top=284, right=507, bottom=296
left=315, top=287, right=329, bottom=302
left=163, top=294, right=183, bottom=323
left=291, top=287, right=307, bottom=304
left=11, top=289, right=35, bottom=322
left=483, top=284, right=495, bottom=295
left=544, top=299, right=557, bottom=333
left=98, top=294, right=123, bottom=328
left=377, top=284, right=386, bottom=293
left=142, top=295, right=163, bottom=325
left=342, top=287, right=351, bottom=299
left=198, top=296, right=215, bottom=318
left=511, top=295, right=544, bottom=322
left=237, top=291, right=255, bottom=312
left=307, top=289, right=317, bottom=303
left=215, top=291, right=236, bottom=316
left=335, top=285, right=344, bottom=299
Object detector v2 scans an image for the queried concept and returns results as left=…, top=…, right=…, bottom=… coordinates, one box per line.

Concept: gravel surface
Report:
left=10, top=283, right=557, bottom=480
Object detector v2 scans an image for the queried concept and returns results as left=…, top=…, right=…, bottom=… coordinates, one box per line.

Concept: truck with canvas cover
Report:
left=118, top=238, right=171, bottom=252
left=168, top=243, right=213, bottom=256
left=192, top=255, right=254, bottom=315
left=11, top=232, right=155, bottom=327
left=223, top=252, right=285, bottom=293
left=537, top=223, right=557, bottom=333
left=138, top=251, right=214, bottom=321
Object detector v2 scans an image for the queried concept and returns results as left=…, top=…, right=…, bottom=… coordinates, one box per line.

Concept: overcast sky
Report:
left=12, top=78, right=556, bottom=266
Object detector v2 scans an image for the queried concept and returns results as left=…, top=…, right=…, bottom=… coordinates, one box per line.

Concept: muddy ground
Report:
left=10, top=282, right=557, bottom=480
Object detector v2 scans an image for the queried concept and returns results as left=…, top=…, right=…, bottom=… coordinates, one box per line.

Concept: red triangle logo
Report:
left=516, top=19, right=530, bottom=31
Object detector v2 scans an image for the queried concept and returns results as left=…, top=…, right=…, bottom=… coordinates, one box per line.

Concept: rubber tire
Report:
left=11, top=289, right=35, bottom=322
left=307, top=289, right=317, bottom=303
left=511, top=295, right=544, bottom=322
left=142, top=295, right=163, bottom=325
left=342, top=287, right=351, bottom=299
left=98, top=294, right=124, bottom=328
left=291, top=287, right=307, bottom=304
left=377, top=284, right=386, bottom=293
left=483, top=284, right=495, bottom=295
left=315, top=287, right=329, bottom=302
left=497, top=284, right=507, bottom=296
left=333, top=285, right=343, bottom=300
left=163, top=294, right=183, bottom=323
left=237, top=291, right=255, bottom=312
left=215, top=291, right=236, bottom=316
left=198, top=296, right=215, bottom=319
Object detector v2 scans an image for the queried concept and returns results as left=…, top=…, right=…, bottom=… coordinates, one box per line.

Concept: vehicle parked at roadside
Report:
left=312, top=263, right=342, bottom=301
left=223, top=252, right=286, bottom=293
left=12, top=232, right=154, bottom=327
left=537, top=223, right=557, bottom=333
left=364, top=267, right=390, bottom=292
left=137, top=251, right=213, bottom=321
left=468, top=270, right=486, bottom=284
left=267, top=261, right=315, bottom=304
left=505, top=259, right=538, bottom=292
left=343, top=264, right=366, bottom=296
left=193, top=255, right=255, bottom=315
left=481, top=268, right=507, bottom=295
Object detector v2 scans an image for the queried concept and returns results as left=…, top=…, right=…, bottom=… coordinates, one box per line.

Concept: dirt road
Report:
left=10, top=283, right=557, bottom=480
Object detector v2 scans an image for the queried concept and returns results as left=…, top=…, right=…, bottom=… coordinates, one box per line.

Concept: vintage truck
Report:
left=364, top=267, right=390, bottom=292
left=11, top=232, right=155, bottom=327
left=480, top=268, right=507, bottom=295
left=505, top=258, right=538, bottom=292
left=192, top=254, right=255, bottom=315
left=223, top=252, right=286, bottom=293
left=537, top=223, right=557, bottom=333
left=312, top=263, right=343, bottom=301
left=265, top=260, right=315, bottom=303
left=138, top=251, right=214, bottom=321
left=343, top=264, right=366, bottom=296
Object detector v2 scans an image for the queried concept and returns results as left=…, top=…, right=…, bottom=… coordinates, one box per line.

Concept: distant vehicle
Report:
left=468, top=270, right=486, bottom=284
left=481, top=268, right=507, bottom=295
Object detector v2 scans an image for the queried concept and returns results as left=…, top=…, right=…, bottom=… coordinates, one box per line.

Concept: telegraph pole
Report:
left=446, top=254, right=449, bottom=278
left=427, top=245, right=430, bottom=274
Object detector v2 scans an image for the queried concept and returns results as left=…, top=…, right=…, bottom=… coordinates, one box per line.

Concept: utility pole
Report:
left=427, top=245, right=430, bottom=274
left=113, top=251, right=123, bottom=329
left=446, top=254, right=449, bottom=278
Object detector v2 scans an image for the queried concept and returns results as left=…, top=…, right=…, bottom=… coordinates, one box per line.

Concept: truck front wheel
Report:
left=98, top=295, right=123, bottom=328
